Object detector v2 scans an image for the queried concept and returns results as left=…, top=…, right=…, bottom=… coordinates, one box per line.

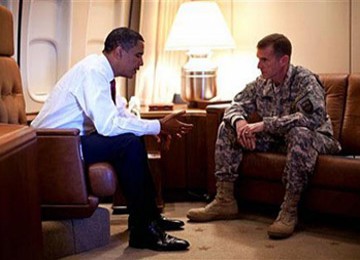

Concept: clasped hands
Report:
left=236, top=120, right=264, bottom=150
left=157, top=110, right=193, bottom=150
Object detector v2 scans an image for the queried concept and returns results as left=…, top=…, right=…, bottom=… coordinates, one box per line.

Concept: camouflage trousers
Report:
left=215, top=122, right=341, bottom=193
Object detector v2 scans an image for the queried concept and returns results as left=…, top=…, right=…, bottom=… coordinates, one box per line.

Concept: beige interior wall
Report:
left=69, top=0, right=130, bottom=66
left=352, top=0, right=360, bottom=73
left=69, top=1, right=90, bottom=67
left=69, top=0, right=130, bottom=97
left=234, top=1, right=350, bottom=73
left=216, top=0, right=351, bottom=99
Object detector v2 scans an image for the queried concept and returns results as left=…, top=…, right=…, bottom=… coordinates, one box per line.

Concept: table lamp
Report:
left=165, top=1, right=235, bottom=105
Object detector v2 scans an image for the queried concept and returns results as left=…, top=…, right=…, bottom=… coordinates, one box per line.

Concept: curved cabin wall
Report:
left=20, top=0, right=71, bottom=113
left=70, top=0, right=130, bottom=100
left=18, top=0, right=130, bottom=113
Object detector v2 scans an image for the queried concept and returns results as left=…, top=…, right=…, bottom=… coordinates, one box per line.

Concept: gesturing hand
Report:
left=154, top=133, right=172, bottom=151
left=159, top=110, right=193, bottom=137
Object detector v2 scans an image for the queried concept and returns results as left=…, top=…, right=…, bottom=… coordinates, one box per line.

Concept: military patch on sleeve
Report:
left=300, top=98, right=314, bottom=114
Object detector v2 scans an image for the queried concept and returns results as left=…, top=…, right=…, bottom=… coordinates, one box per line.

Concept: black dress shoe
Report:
left=129, top=222, right=190, bottom=251
left=157, top=215, right=185, bottom=231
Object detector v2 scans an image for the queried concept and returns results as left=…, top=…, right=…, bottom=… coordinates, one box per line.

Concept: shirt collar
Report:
left=100, top=53, right=115, bottom=82
left=282, top=64, right=294, bottom=87
left=262, top=64, right=293, bottom=97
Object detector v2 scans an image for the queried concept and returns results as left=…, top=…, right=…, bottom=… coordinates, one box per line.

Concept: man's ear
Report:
left=280, top=55, right=290, bottom=66
left=115, top=46, right=123, bottom=59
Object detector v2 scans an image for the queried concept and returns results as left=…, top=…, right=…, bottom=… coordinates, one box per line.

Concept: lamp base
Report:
left=181, top=53, right=217, bottom=102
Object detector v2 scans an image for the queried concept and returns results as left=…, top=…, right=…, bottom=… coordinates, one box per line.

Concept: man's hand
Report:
left=159, top=110, right=193, bottom=137
left=154, top=133, right=172, bottom=151
left=236, top=120, right=264, bottom=150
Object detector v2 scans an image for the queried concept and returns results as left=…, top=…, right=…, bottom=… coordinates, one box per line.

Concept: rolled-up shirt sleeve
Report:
left=73, top=71, right=160, bottom=137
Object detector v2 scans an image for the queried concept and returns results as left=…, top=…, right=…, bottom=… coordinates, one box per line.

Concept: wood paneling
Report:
left=0, top=124, right=42, bottom=260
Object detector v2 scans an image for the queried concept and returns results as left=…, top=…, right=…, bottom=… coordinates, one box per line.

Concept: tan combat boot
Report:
left=267, top=191, right=301, bottom=239
left=187, top=181, right=238, bottom=222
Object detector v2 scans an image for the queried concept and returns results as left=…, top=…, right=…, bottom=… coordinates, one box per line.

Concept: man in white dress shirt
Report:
left=31, top=27, right=192, bottom=251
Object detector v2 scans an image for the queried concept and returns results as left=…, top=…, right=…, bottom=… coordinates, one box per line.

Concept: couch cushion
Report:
left=319, top=74, right=348, bottom=142
left=240, top=152, right=360, bottom=191
left=0, top=58, right=27, bottom=124
left=240, top=152, right=284, bottom=181
left=312, top=155, right=360, bottom=191
left=0, top=6, right=27, bottom=125
left=341, top=74, right=360, bottom=155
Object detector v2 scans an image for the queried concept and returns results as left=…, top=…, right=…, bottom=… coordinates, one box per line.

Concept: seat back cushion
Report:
left=0, top=6, right=27, bottom=125
left=341, top=74, right=360, bottom=155
left=319, top=74, right=348, bottom=142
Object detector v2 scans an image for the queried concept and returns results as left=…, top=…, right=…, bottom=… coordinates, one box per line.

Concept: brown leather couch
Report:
left=0, top=5, right=116, bottom=220
left=206, top=74, right=360, bottom=218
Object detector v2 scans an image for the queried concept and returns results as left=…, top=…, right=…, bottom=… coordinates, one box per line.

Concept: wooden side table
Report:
left=112, top=105, right=209, bottom=212
left=0, top=124, right=43, bottom=260
left=141, top=106, right=209, bottom=200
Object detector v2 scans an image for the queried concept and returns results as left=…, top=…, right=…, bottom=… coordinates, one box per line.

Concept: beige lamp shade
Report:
left=165, top=1, right=235, bottom=103
left=165, top=1, right=235, bottom=54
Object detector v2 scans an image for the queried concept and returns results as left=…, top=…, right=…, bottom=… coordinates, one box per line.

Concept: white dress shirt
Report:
left=31, top=54, right=160, bottom=136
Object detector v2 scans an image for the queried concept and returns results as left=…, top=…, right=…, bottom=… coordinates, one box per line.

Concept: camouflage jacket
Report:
left=223, top=65, right=334, bottom=137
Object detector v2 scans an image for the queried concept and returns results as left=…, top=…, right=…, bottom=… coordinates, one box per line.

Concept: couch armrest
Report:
left=206, top=103, right=230, bottom=133
left=36, top=128, right=117, bottom=199
left=35, top=128, right=80, bottom=136
left=35, top=128, right=118, bottom=219
left=35, top=128, right=89, bottom=205
left=206, top=103, right=230, bottom=120
left=88, top=162, right=117, bottom=197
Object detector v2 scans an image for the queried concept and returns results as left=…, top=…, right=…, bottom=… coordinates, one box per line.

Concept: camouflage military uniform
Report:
left=215, top=65, right=341, bottom=194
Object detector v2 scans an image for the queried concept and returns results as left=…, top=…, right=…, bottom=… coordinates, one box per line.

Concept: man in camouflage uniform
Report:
left=187, top=33, right=341, bottom=239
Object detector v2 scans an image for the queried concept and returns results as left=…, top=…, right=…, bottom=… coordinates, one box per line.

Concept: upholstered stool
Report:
left=42, top=207, right=110, bottom=259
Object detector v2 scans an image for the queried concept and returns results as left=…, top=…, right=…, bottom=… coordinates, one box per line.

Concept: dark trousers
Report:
left=81, top=132, right=159, bottom=229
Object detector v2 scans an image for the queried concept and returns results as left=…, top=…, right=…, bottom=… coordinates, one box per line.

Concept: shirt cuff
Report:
left=149, top=119, right=161, bottom=135
left=231, top=115, right=245, bottom=128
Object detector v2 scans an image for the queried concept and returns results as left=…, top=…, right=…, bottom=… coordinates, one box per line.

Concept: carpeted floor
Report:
left=63, top=202, right=360, bottom=259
